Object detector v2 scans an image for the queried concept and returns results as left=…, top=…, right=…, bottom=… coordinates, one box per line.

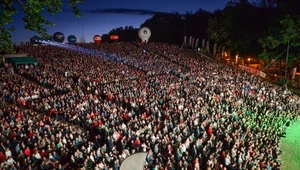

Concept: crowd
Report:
left=0, top=41, right=299, bottom=170
left=79, top=43, right=187, bottom=75
left=0, top=67, right=54, bottom=107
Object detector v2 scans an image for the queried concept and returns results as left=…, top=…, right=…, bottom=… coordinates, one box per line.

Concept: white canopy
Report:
left=120, top=152, right=147, bottom=170
left=3, top=54, right=29, bottom=58
left=2, top=54, right=29, bottom=63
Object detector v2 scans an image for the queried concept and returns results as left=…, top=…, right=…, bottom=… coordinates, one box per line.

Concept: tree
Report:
left=101, top=34, right=110, bottom=42
left=184, top=9, right=211, bottom=40
left=254, top=0, right=277, bottom=8
left=141, top=12, right=185, bottom=44
left=207, top=1, right=272, bottom=58
left=106, top=26, right=139, bottom=42
left=0, top=0, right=83, bottom=53
left=259, top=15, right=300, bottom=88
left=259, top=15, right=300, bottom=62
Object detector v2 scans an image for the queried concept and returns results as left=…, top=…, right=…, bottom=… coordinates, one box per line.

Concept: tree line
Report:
left=1, top=0, right=299, bottom=63
left=102, top=0, right=300, bottom=63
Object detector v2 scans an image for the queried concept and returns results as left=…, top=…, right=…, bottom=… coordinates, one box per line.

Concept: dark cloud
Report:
left=89, top=8, right=167, bottom=15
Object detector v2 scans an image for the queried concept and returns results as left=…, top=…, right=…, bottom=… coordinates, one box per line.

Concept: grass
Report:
left=279, top=120, right=300, bottom=170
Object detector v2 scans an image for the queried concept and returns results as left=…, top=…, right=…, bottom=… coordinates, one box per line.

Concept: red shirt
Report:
left=207, top=127, right=213, bottom=136
left=40, top=151, right=48, bottom=158
left=24, top=148, right=31, bottom=156
left=134, top=138, right=140, bottom=147
left=98, top=120, right=103, bottom=126
left=221, top=151, right=226, bottom=158
left=123, top=114, right=129, bottom=120
left=11, top=132, right=17, bottom=138
left=28, top=130, right=33, bottom=138
left=93, top=121, right=98, bottom=127
left=260, top=161, right=265, bottom=168
left=0, top=152, right=6, bottom=163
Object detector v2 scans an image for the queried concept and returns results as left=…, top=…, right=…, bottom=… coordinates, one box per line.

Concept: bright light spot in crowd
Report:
left=37, top=40, right=178, bottom=76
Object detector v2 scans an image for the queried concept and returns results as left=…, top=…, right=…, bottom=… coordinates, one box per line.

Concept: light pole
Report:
left=248, top=58, right=251, bottom=66
left=284, top=40, right=290, bottom=89
left=80, top=19, right=85, bottom=43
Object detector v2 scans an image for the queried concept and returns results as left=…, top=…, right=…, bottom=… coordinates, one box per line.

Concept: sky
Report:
left=10, top=0, right=230, bottom=43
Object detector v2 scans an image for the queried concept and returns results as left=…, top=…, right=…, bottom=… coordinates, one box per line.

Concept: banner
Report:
left=222, top=46, right=225, bottom=58
left=235, top=53, right=239, bottom=64
left=246, top=67, right=257, bottom=74
left=213, top=43, right=217, bottom=55
left=238, top=65, right=245, bottom=70
left=206, top=40, right=210, bottom=53
left=292, top=67, right=297, bottom=79
left=202, top=39, right=205, bottom=49
left=189, top=36, right=193, bottom=47
left=191, top=37, right=195, bottom=48
left=238, top=65, right=266, bottom=78
left=259, top=71, right=266, bottom=78
left=184, top=36, right=187, bottom=46
left=195, top=38, right=199, bottom=49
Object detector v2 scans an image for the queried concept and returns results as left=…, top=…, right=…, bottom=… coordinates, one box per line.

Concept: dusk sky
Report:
left=10, top=0, right=230, bottom=43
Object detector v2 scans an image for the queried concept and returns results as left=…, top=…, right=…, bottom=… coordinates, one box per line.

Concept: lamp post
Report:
left=284, top=40, right=290, bottom=89
left=235, top=53, right=239, bottom=65
left=247, top=58, right=251, bottom=66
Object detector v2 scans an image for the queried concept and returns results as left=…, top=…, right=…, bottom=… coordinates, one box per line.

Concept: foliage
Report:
left=206, top=0, right=300, bottom=59
left=0, top=0, right=83, bottom=53
left=0, top=55, right=3, bottom=65
left=253, top=0, right=277, bottom=8
left=101, top=34, right=110, bottom=42
left=141, top=12, right=185, bottom=44
left=0, top=0, right=16, bottom=53
left=106, top=25, right=139, bottom=42
left=259, top=15, right=300, bottom=63
left=207, top=1, right=272, bottom=57
left=104, top=10, right=212, bottom=45
left=184, top=9, right=211, bottom=39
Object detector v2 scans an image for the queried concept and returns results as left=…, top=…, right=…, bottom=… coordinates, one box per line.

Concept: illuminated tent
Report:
left=43, top=36, right=53, bottom=41
left=30, top=36, right=42, bottom=44
left=67, top=35, right=77, bottom=44
left=53, top=32, right=65, bottom=43
left=3, top=54, right=38, bottom=65
left=120, top=152, right=147, bottom=170
left=9, top=57, right=38, bottom=65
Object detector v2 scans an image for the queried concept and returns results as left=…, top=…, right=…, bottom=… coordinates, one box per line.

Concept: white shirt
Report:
left=69, top=133, right=74, bottom=140
left=151, top=135, right=156, bottom=143
left=62, top=138, right=67, bottom=144
left=96, top=149, right=101, bottom=157
left=99, top=162, right=105, bottom=169
left=180, top=144, right=186, bottom=153
left=5, top=150, right=12, bottom=157
left=225, top=156, right=231, bottom=166
left=6, top=158, right=16, bottom=166
left=34, top=153, right=41, bottom=159
left=90, top=155, right=95, bottom=162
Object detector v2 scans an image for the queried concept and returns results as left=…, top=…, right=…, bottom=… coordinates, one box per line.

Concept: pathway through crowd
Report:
left=279, top=119, right=300, bottom=170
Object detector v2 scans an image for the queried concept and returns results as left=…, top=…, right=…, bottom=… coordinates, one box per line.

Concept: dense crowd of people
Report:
left=0, top=42, right=299, bottom=170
